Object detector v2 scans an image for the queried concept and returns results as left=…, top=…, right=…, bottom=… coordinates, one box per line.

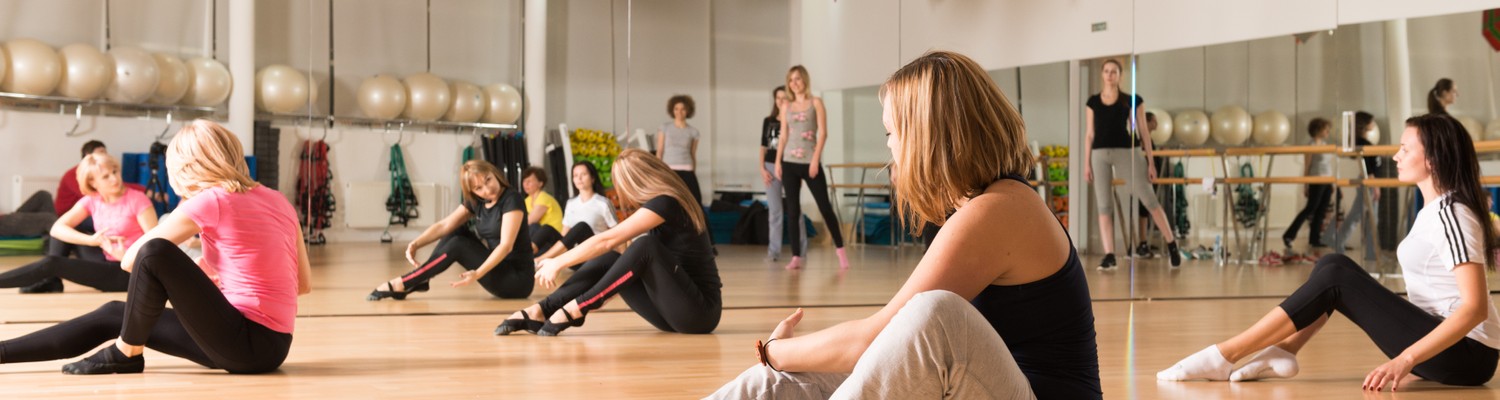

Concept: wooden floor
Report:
left=0, top=243, right=1496, bottom=398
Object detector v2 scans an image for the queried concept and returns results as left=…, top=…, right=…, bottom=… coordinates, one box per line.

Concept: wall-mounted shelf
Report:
left=257, top=112, right=519, bottom=133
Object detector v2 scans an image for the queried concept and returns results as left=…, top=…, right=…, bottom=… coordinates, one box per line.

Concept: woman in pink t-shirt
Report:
left=0, top=154, right=155, bottom=293
left=0, top=120, right=312, bottom=375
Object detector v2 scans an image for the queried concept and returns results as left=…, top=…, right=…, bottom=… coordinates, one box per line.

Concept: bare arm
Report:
left=690, top=138, right=699, bottom=170
left=777, top=110, right=790, bottom=177
left=528, top=200, right=548, bottom=225
left=135, top=207, right=160, bottom=232
left=656, top=130, right=666, bottom=159
left=49, top=202, right=100, bottom=246
left=120, top=212, right=202, bottom=273
left=1136, top=107, right=1157, bottom=179
left=405, top=206, right=473, bottom=265
left=810, top=98, right=828, bottom=170
left=455, top=210, right=523, bottom=286
left=295, top=228, right=313, bottom=295
left=535, top=207, right=667, bottom=286
left=1084, top=107, right=1095, bottom=182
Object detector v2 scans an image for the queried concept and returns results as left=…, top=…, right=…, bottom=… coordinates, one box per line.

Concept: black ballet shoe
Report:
left=365, top=281, right=430, bottom=301
left=494, top=309, right=545, bottom=335
left=537, top=309, right=587, bottom=337
left=19, top=277, right=63, bottom=294
left=61, top=346, right=144, bottom=375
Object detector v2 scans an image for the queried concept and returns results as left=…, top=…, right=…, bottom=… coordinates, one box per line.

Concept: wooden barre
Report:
left=825, top=162, right=887, bottom=169
left=829, top=184, right=890, bottom=189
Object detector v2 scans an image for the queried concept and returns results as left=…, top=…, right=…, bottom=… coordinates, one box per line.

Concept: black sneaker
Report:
left=1098, top=253, right=1117, bottom=270
left=1168, top=242, right=1182, bottom=268
left=1135, top=241, right=1152, bottom=258
left=61, top=345, right=144, bottom=375
left=19, top=277, right=63, bottom=294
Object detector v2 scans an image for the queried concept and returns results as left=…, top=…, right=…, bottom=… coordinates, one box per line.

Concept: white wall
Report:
left=1407, top=12, right=1500, bottom=121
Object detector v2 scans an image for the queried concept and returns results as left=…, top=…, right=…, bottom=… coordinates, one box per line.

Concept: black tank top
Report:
left=925, top=175, right=1103, bottom=399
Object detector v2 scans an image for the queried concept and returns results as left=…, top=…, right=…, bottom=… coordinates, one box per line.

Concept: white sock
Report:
left=1157, top=345, right=1234, bottom=381
left=1229, top=346, right=1299, bottom=381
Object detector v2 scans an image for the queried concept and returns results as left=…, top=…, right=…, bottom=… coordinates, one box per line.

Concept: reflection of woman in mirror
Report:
left=1083, top=59, right=1180, bottom=269
left=1282, top=118, right=1334, bottom=252
left=1327, top=112, right=1381, bottom=261
left=711, top=50, right=1101, bottom=399
left=657, top=95, right=704, bottom=207
left=760, top=85, right=807, bottom=262
left=1160, top=114, right=1500, bottom=392
left=1135, top=112, right=1170, bottom=258
left=776, top=65, right=848, bottom=270
left=1427, top=78, right=1455, bottom=115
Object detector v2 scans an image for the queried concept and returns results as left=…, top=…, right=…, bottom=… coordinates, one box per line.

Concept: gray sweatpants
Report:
left=706, top=290, right=1036, bottom=400
left=0, top=191, right=57, bottom=237
left=1090, top=148, right=1160, bottom=216
left=765, top=162, right=807, bottom=259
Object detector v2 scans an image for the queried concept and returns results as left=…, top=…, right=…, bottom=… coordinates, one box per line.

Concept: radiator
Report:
left=12, top=176, right=58, bottom=212
left=342, top=182, right=445, bottom=229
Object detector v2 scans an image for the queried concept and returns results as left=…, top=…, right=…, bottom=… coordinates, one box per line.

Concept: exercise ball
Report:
left=181, top=57, right=231, bottom=106
left=1457, top=116, right=1483, bottom=142
left=55, top=43, right=113, bottom=99
left=1487, top=119, right=1500, bottom=141
left=482, top=83, right=522, bottom=124
left=0, top=45, right=7, bottom=88
left=1174, top=110, right=1211, bottom=146
left=357, top=74, right=406, bottom=119
left=1251, top=110, right=1291, bottom=145
left=444, top=80, right=485, bottom=122
left=256, top=65, right=317, bottom=113
left=2, top=38, right=62, bottom=95
left=1210, top=105, right=1252, bottom=145
left=104, top=46, right=159, bottom=102
left=1146, top=108, right=1172, bottom=144
left=402, top=73, right=450, bottom=121
left=149, top=53, right=189, bottom=104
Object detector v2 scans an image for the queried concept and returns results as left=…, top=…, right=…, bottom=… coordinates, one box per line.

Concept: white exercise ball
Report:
left=1146, top=108, right=1172, bottom=144
left=2, top=38, right=62, bottom=95
left=256, top=65, right=317, bottom=113
left=150, top=53, right=189, bottom=104
left=55, top=43, right=113, bottom=99
left=1210, top=105, right=1252, bottom=145
left=105, top=46, right=159, bottom=102
left=1251, top=110, right=1291, bottom=145
left=357, top=74, right=407, bottom=119
left=1174, top=110, right=1211, bottom=146
left=1457, top=116, right=1483, bottom=142
left=482, top=83, right=522, bottom=124
left=444, top=80, right=486, bottom=122
left=0, top=45, right=7, bottom=88
left=402, top=73, right=450, bottom=121
left=181, top=57, right=231, bottom=106
left=1487, top=119, right=1500, bottom=141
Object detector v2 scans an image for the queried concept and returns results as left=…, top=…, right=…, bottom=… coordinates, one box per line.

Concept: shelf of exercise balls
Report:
left=256, top=112, right=519, bottom=133
left=0, top=91, right=220, bottom=119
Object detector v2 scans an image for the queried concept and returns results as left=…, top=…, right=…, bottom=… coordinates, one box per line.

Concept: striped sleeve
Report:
left=1437, top=199, right=1488, bottom=269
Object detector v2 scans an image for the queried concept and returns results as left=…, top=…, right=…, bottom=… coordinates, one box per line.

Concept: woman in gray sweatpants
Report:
left=1084, top=59, right=1180, bottom=269
left=761, top=86, right=806, bottom=260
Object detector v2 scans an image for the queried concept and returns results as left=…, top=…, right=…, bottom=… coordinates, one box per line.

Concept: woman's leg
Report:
left=1306, top=185, right=1333, bottom=247
left=782, top=164, right=809, bottom=259
left=801, top=165, right=844, bottom=249
left=831, top=290, right=1041, bottom=399
left=389, top=231, right=490, bottom=291
left=676, top=170, right=705, bottom=207
left=559, top=222, right=595, bottom=249
left=530, top=224, right=562, bottom=256
left=1091, top=149, right=1119, bottom=255
left=609, top=237, right=722, bottom=334
left=706, top=366, right=849, bottom=400
left=0, top=256, right=129, bottom=292
left=477, top=259, right=535, bottom=299
left=116, top=239, right=292, bottom=373
left=765, top=161, right=788, bottom=259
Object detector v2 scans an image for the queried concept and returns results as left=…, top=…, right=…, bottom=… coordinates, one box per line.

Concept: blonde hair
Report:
left=459, top=160, right=511, bottom=205
left=611, top=148, right=705, bottom=232
left=787, top=65, right=812, bottom=100
left=879, top=51, right=1034, bottom=233
left=76, top=153, right=121, bottom=197
left=166, top=119, right=259, bottom=197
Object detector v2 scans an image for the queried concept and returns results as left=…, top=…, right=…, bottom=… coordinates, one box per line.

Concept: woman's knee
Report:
left=902, top=290, right=970, bottom=318
left=134, top=238, right=185, bottom=271
left=94, top=300, right=127, bottom=316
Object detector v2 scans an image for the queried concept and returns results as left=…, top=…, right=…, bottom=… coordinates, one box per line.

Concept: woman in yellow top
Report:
left=522, top=166, right=564, bottom=253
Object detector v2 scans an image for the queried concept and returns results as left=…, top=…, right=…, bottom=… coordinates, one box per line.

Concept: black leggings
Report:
left=400, top=230, right=534, bottom=299
left=537, top=236, right=721, bottom=334
left=531, top=222, right=597, bottom=255
left=783, top=162, right=844, bottom=256
left=1284, top=184, right=1333, bottom=245
left=675, top=170, right=704, bottom=207
left=1280, top=254, right=1499, bottom=385
left=0, top=239, right=292, bottom=374
left=0, top=253, right=129, bottom=292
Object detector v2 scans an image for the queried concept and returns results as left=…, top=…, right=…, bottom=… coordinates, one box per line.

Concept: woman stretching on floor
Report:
left=1158, top=114, right=1500, bottom=391
left=533, top=161, right=618, bottom=261
left=0, top=119, right=311, bottom=374
left=494, top=148, right=721, bottom=336
left=709, top=50, right=1101, bottom=399
left=368, top=160, right=534, bottom=300
left=0, top=153, right=155, bottom=293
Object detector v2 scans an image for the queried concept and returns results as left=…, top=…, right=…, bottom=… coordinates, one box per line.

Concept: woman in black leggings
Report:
left=495, top=148, right=721, bottom=336
left=1159, top=114, right=1500, bottom=390
left=0, top=120, right=311, bottom=375
left=368, top=160, right=533, bottom=300
left=777, top=65, right=847, bottom=270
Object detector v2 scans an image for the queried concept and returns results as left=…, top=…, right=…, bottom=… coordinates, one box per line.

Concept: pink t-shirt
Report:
left=79, top=189, right=152, bottom=262
left=174, top=185, right=301, bottom=334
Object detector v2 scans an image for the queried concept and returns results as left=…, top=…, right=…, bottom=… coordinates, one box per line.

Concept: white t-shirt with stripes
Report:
left=1397, top=193, right=1500, bottom=349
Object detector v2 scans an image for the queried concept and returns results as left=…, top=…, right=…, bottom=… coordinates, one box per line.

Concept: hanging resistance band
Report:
left=384, top=144, right=420, bottom=242
left=297, top=139, right=336, bottom=245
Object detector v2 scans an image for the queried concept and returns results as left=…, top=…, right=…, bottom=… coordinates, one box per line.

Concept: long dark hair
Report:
left=1427, top=78, right=1453, bottom=115
left=768, top=85, right=786, bottom=120
left=571, top=161, right=606, bottom=195
left=1408, top=113, right=1495, bottom=269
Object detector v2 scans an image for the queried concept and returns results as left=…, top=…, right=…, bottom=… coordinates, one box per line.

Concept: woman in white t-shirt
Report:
left=534, top=162, right=618, bottom=261
left=1159, top=113, right=1500, bottom=391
